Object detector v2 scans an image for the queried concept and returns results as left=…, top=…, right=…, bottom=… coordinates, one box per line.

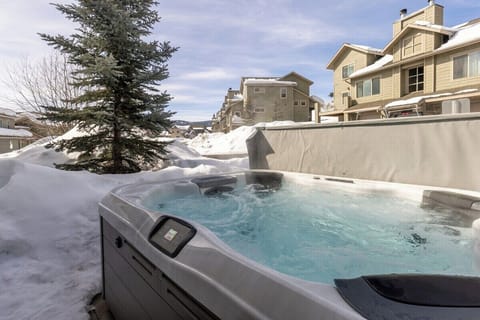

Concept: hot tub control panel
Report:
left=149, top=217, right=196, bottom=258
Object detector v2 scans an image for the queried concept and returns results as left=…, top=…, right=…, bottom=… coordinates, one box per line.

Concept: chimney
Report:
left=400, top=8, right=407, bottom=19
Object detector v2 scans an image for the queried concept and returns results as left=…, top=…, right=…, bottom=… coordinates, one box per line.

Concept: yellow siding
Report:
left=435, top=43, right=480, bottom=91
left=424, top=56, right=435, bottom=93
left=332, top=49, right=369, bottom=109
left=353, top=69, right=393, bottom=104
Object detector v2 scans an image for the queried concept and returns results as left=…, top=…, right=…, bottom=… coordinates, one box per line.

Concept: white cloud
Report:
left=180, top=68, right=237, bottom=80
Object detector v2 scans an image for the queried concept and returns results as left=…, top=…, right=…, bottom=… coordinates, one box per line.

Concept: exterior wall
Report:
left=0, top=138, right=27, bottom=154
left=247, top=114, right=480, bottom=191
left=332, top=50, right=369, bottom=109
left=0, top=115, right=15, bottom=129
left=471, top=98, right=480, bottom=112
left=352, top=69, right=393, bottom=104
left=246, top=85, right=295, bottom=123
left=393, top=4, right=443, bottom=37
left=281, top=74, right=310, bottom=95
left=435, top=43, right=480, bottom=91
left=292, top=90, right=310, bottom=122
left=424, top=56, right=435, bottom=93
left=348, top=110, right=381, bottom=121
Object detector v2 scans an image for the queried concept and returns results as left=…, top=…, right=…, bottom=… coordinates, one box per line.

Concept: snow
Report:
left=0, top=107, right=17, bottom=117
left=231, top=93, right=244, bottom=100
left=187, top=125, right=256, bottom=155
left=243, top=79, right=297, bottom=86
left=437, top=21, right=480, bottom=52
left=173, top=125, right=191, bottom=131
left=349, top=55, right=393, bottom=78
left=384, top=88, right=480, bottom=109
left=0, top=124, right=253, bottom=320
left=349, top=44, right=383, bottom=54
left=413, top=20, right=456, bottom=33
left=0, top=128, right=33, bottom=137
left=310, top=95, right=325, bottom=105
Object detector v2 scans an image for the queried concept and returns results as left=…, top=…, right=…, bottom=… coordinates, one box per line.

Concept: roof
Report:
left=326, top=43, right=383, bottom=70
left=383, top=21, right=456, bottom=53
left=349, top=55, right=393, bottom=78
left=436, top=20, right=480, bottom=53
left=243, top=79, right=297, bottom=86
left=384, top=87, right=480, bottom=109
left=0, top=128, right=33, bottom=137
left=310, top=95, right=325, bottom=105
left=279, top=71, right=314, bottom=85
left=0, top=107, right=16, bottom=118
left=172, top=125, right=191, bottom=131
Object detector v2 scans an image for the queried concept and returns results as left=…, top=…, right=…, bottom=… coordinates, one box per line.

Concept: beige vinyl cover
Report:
left=247, top=114, right=480, bottom=192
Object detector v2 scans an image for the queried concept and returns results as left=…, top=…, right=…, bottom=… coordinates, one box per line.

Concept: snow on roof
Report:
left=230, top=93, right=244, bottom=101
left=0, top=107, right=17, bottom=117
left=243, top=79, right=297, bottom=86
left=383, top=89, right=479, bottom=109
left=310, top=95, right=325, bottom=105
left=413, top=20, right=456, bottom=33
left=0, top=128, right=33, bottom=137
left=349, top=55, right=393, bottom=78
left=349, top=44, right=383, bottom=54
left=173, top=125, right=191, bottom=131
left=437, top=21, right=480, bottom=52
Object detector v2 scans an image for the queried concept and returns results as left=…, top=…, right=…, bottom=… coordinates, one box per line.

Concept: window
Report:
left=300, top=100, right=307, bottom=106
left=469, top=51, right=480, bottom=77
left=254, top=108, right=265, bottom=113
left=342, top=92, right=350, bottom=106
left=454, top=51, right=480, bottom=79
left=294, top=100, right=299, bottom=106
left=280, top=88, right=287, bottom=99
left=408, top=66, right=424, bottom=93
left=356, top=77, right=380, bottom=98
left=254, top=87, right=265, bottom=94
left=234, top=111, right=241, bottom=117
left=453, top=55, right=467, bottom=79
left=442, top=98, right=470, bottom=114
left=403, top=33, right=422, bottom=57
left=342, top=64, right=354, bottom=78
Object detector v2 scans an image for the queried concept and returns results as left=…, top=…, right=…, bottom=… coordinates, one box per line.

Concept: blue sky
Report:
left=1, top=1, right=480, bottom=121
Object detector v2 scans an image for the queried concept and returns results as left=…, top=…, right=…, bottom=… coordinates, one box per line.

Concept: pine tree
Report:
left=39, top=0, right=178, bottom=173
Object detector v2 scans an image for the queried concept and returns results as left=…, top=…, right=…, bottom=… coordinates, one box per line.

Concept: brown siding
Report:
left=281, top=75, right=311, bottom=95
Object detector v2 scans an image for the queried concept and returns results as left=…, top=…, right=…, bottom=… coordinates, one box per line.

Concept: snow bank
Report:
left=0, top=121, right=254, bottom=319
left=186, top=125, right=257, bottom=155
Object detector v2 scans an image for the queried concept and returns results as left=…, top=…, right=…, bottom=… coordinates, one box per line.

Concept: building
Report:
left=212, top=72, right=323, bottom=132
left=168, top=124, right=193, bottom=138
left=325, top=0, right=480, bottom=121
left=0, top=108, right=34, bottom=153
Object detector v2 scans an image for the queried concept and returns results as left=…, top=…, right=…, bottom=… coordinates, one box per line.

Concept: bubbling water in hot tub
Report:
left=143, top=180, right=479, bottom=284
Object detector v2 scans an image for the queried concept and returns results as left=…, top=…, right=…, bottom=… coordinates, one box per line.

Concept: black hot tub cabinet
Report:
left=98, top=170, right=480, bottom=320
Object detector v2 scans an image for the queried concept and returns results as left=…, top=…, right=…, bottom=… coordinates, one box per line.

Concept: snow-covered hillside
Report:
left=0, top=125, right=255, bottom=320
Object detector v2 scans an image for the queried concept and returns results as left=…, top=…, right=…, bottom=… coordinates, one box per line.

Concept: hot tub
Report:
left=99, top=170, right=480, bottom=320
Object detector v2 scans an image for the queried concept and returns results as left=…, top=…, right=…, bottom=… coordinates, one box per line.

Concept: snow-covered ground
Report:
left=0, top=125, right=257, bottom=320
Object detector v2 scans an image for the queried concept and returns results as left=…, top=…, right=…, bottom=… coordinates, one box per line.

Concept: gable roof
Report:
left=326, top=43, right=383, bottom=70
left=279, top=71, right=314, bottom=85
left=383, top=21, right=455, bottom=53
left=435, top=20, right=480, bottom=53
left=349, top=54, right=393, bottom=79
